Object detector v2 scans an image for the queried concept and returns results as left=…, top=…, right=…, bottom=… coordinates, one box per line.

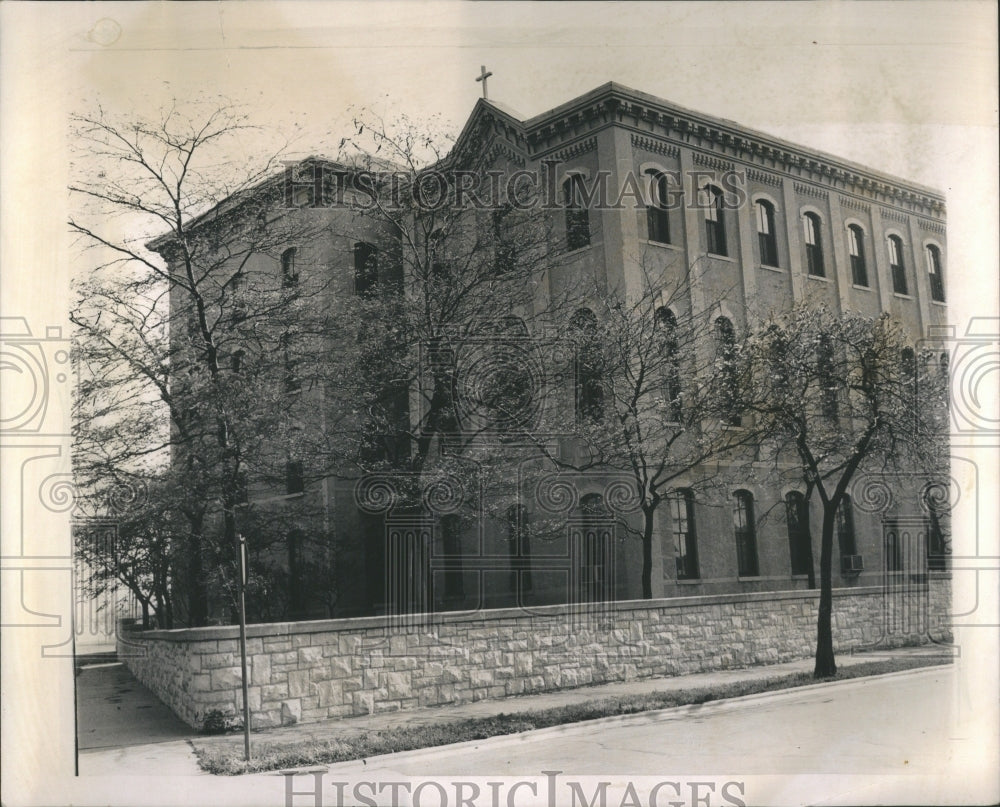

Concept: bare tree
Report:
left=738, top=305, right=948, bottom=676
left=70, top=102, right=339, bottom=625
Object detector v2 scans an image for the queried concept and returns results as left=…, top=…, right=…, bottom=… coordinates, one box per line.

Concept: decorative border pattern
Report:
left=631, top=134, right=679, bottom=159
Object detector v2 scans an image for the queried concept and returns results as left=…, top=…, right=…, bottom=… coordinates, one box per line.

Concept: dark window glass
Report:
left=803, top=213, right=825, bottom=277
left=733, top=490, right=759, bottom=577
left=715, top=317, right=741, bottom=426
left=354, top=242, right=379, bottom=296
left=670, top=489, right=699, bottom=580
left=848, top=225, right=868, bottom=287
left=285, top=460, right=304, bottom=495
left=571, top=308, right=604, bottom=422
left=756, top=200, right=779, bottom=266
left=281, top=247, right=298, bottom=285
left=703, top=186, right=728, bottom=257
left=441, top=514, right=464, bottom=600
left=564, top=175, right=591, bottom=251
left=817, top=335, right=838, bottom=418
left=836, top=496, right=858, bottom=557
left=646, top=171, right=671, bottom=244
left=579, top=493, right=612, bottom=603
left=785, top=492, right=812, bottom=576
left=655, top=307, right=682, bottom=422
left=926, top=244, right=945, bottom=302
left=506, top=504, right=532, bottom=593
left=888, top=235, right=908, bottom=295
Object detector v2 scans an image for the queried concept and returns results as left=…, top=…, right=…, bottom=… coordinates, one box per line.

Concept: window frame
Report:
left=702, top=185, right=728, bottom=257
left=281, top=247, right=299, bottom=286
left=645, top=170, right=672, bottom=245
left=887, top=234, right=909, bottom=296
left=784, top=491, right=812, bottom=576
left=803, top=212, right=825, bottom=277
left=755, top=199, right=779, bottom=267
left=733, top=490, right=759, bottom=577
left=925, top=243, right=946, bottom=303
left=563, top=174, right=592, bottom=251
left=670, top=488, right=700, bottom=580
left=847, top=224, right=869, bottom=287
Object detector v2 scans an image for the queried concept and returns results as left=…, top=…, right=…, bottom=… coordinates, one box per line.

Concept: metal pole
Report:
left=237, top=533, right=251, bottom=761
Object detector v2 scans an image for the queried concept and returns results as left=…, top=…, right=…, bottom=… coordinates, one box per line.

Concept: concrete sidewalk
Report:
left=78, top=644, right=952, bottom=776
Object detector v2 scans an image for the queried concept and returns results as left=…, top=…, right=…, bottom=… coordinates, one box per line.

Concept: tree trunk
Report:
left=641, top=505, right=655, bottom=600
left=814, top=504, right=837, bottom=677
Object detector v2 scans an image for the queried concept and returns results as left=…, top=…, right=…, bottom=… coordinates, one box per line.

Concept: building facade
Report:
left=154, top=83, right=949, bottom=624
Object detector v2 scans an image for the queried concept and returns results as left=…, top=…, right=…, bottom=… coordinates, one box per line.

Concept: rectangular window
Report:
left=804, top=214, right=825, bottom=277
left=354, top=242, right=378, bottom=296
left=888, top=236, right=908, bottom=295
left=703, top=188, right=727, bottom=257
left=670, top=490, right=699, bottom=580
left=848, top=227, right=868, bottom=287
left=926, top=245, right=945, bottom=303
left=646, top=173, right=671, bottom=244
left=756, top=202, right=778, bottom=267
left=285, top=461, right=304, bottom=495
left=733, top=491, right=759, bottom=577
left=564, top=176, right=591, bottom=251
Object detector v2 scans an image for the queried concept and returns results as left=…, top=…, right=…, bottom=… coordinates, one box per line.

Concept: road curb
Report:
left=284, top=662, right=954, bottom=774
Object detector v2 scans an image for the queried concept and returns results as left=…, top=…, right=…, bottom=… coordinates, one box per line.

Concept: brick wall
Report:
left=119, top=578, right=952, bottom=730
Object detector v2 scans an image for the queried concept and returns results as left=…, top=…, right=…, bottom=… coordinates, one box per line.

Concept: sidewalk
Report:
left=78, top=644, right=952, bottom=776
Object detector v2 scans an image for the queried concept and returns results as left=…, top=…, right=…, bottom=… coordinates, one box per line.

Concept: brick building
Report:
left=152, top=82, right=949, bottom=623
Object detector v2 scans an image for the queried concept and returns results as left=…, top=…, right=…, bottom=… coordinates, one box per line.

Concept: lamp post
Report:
left=237, top=532, right=251, bottom=761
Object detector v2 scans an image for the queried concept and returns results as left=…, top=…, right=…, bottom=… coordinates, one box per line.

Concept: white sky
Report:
left=1, top=2, right=998, bottom=804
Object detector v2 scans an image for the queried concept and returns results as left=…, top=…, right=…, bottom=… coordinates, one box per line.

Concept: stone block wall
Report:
left=119, top=578, right=951, bottom=730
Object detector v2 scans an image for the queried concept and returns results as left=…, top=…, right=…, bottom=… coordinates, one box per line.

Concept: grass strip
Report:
left=196, top=656, right=947, bottom=775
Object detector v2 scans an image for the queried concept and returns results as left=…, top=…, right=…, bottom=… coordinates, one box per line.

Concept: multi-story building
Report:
left=152, top=82, right=948, bottom=624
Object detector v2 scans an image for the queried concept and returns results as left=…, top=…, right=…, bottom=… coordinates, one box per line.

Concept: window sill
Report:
left=759, top=264, right=784, bottom=273
left=893, top=292, right=914, bottom=300
left=737, top=575, right=761, bottom=582
left=675, top=578, right=702, bottom=585
left=642, top=239, right=682, bottom=251
left=564, top=243, right=596, bottom=257
left=705, top=252, right=736, bottom=263
left=806, top=274, right=832, bottom=283
left=930, top=299, right=947, bottom=307
left=805, top=271, right=827, bottom=280
left=852, top=284, right=872, bottom=291
left=791, top=573, right=811, bottom=580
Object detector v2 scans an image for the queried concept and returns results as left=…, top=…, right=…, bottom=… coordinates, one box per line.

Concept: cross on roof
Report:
left=476, top=65, right=493, bottom=100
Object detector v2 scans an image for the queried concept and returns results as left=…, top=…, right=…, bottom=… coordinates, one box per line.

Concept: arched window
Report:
left=817, top=334, right=838, bottom=418
left=655, top=306, right=682, bottom=422
left=926, top=244, right=945, bottom=302
left=571, top=308, right=604, bottom=422
left=492, top=204, right=517, bottom=274
left=563, top=175, right=591, bottom=251
left=755, top=200, right=779, bottom=267
left=646, top=170, right=671, bottom=244
left=847, top=225, right=868, bottom=287
left=715, top=316, right=741, bottom=427
left=354, top=242, right=378, bottom=296
left=803, top=212, right=825, bottom=277
left=784, top=492, right=812, bottom=576
left=281, top=247, right=298, bottom=285
left=701, top=186, right=728, bottom=256
left=888, top=234, right=908, bottom=295
left=670, top=489, right=699, bottom=580
left=835, top=495, right=858, bottom=557
left=733, top=490, right=759, bottom=577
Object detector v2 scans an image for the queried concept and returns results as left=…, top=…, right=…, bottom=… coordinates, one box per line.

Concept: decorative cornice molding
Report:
left=880, top=207, right=909, bottom=225
left=631, top=133, right=679, bottom=159
left=550, top=137, right=597, bottom=164
left=746, top=167, right=782, bottom=188
left=691, top=151, right=735, bottom=173
left=918, top=218, right=947, bottom=236
left=793, top=181, right=828, bottom=200
left=485, top=140, right=526, bottom=168
left=839, top=195, right=871, bottom=214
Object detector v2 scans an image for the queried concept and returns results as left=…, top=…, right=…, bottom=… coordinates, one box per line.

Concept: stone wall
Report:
left=119, top=578, right=951, bottom=730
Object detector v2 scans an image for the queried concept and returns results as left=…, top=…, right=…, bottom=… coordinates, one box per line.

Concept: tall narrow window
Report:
left=571, top=308, right=604, bottom=422
left=506, top=504, right=532, bottom=594
left=670, top=489, right=699, bottom=580
left=285, top=460, right=304, bottom=495
left=492, top=204, right=516, bottom=274
left=926, top=244, right=945, bottom=302
left=287, top=528, right=305, bottom=615
left=441, top=514, right=464, bottom=601
left=835, top=495, right=858, bottom=557
left=646, top=171, right=671, bottom=244
left=923, top=485, right=948, bottom=572
left=563, top=175, right=591, bottom=251
left=900, top=346, right=917, bottom=413
left=785, top=492, right=812, bottom=576
left=888, top=235, right=908, bottom=295
left=231, top=349, right=244, bottom=375
left=715, top=316, right=741, bottom=427
left=817, top=335, right=838, bottom=418
left=281, top=333, right=300, bottom=394
left=803, top=212, right=825, bottom=277
left=655, top=307, right=682, bottom=422
left=756, top=200, right=778, bottom=267
left=579, top=493, right=611, bottom=603
left=848, top=225, right=868, bottom=287
left=281, top=247, right=298, bottom=286
left=702, top=186, right=728, bottom=257
left=733, top=490, right=759, bottom=577
left=354, top=242, right=379, bottom=296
